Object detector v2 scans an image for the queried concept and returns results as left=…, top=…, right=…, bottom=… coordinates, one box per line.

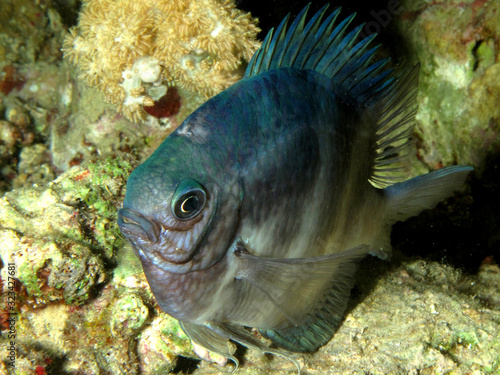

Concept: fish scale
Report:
left=118, top=3, right=473, bottom=372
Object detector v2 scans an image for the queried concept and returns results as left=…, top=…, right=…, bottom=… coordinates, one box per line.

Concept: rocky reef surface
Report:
left=0, top=0, right=499, bottom=374
left=396, top=0, right=500, bottom=175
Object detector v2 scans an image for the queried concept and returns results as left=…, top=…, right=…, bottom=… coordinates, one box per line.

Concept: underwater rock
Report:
left=63, top=0, right=261, bottom=122
left=137, top=315, right=194, bottom=374
left=13, top=144, right=54, bottom=189
left=0, top=60, right=181, bottom=179
left=0, top=156, right=139, bottom=307
left=474, top=261, right=500, bottom=308
left=0, top=229, right=105, bottom=307
left=0, top=155, right=193, bottom=373
left=396, top=0, right=500, bottom=174
left=0, top=119, right=19, bottom=155
left=0, top=0, right=66, bottom=66
left=324, top=258, right=500, bottom=375
left=5, top=107, right=31, bottom=134
left=48, top=76, right=181, bottom=171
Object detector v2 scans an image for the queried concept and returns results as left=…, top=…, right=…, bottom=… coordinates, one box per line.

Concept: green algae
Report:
left=160, top=316, right=190, bottom=350
left=474, top=39, right=496, bottom=71
left=18, top=261, right=43, bottom=297
left=110, top=293, right=149, bottom=336
left=57, top=155, right=136, bottom=255
left=0, top=154, right=137, bottom=307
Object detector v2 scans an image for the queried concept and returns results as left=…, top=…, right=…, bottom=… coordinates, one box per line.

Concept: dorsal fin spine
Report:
left=252, top=29, right=274, bottom=75
left=338, top=34, right=377, bottom=84
left=281, top=5, right=311, bottom=68
left=315, top=7, right=340, bottom=37
left=334, top=25, right=374, bottom=83
left=244, top=4, right=421, bottom=189
left=305, top=9, right=341, bottom=69
left=244, top=4, right=395, bottom=108
left=283, top=4, right=310, bottom=46
left=341, top=43, right=379, bottom=90
left=269, top=16, right=290, bottom=70
left=351, top=57, right=389, bottom=94
left=314, top=13, right=356, bottom=74
left=295, top=5, right=330, bottom=69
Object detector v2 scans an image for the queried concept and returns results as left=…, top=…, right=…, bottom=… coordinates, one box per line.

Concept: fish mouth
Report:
left=118, top=208, right=161, bottom=243
left=118, top=198, right=217, bottom=272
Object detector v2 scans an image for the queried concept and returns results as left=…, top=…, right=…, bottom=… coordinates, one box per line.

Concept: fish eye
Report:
left=171, top=179, right=207, bottom=220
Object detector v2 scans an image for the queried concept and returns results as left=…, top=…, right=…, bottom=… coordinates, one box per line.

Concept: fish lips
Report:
left=118, top=200, right=217, bottom=271
left=118, top=208, right=161, bottom=243
left=117, top=208, right=192, bottom=266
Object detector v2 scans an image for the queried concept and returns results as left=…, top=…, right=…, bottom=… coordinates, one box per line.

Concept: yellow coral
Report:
left=63, top=0, right=261, bottom=122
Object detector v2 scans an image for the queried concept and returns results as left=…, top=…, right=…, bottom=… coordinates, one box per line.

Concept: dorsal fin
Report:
left=245, top=4, right=421, bottom=189
left=244, top=3, right=393, bottom=105
left=369, top=65, right=420, bottom=188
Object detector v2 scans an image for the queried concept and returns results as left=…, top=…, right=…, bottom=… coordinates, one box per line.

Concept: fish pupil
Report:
left=181, top=196, right=199, bottom=213
left=173, top=187, right=206, bottom=220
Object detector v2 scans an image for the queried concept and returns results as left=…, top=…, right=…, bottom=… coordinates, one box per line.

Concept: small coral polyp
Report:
left=63, top=0, right=260, bottom=122
left=120, top=56, right=162, bottom=119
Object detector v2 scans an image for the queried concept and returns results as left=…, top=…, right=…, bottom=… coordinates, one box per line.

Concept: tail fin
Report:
left=384, top=165, right=473, bottom=224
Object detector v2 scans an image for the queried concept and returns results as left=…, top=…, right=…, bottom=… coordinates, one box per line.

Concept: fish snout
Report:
left=118, top=208, right=161, bottom=243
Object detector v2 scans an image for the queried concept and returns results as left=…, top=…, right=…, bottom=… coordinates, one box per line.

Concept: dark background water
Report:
left=238, top=0, right=405, bottom=56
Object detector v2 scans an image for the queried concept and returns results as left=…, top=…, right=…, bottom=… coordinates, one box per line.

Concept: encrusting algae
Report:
left=62, top=0, right=261, bottom=122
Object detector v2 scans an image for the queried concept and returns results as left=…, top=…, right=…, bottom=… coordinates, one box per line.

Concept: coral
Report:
left=63, top=0, right=261, bottom=122
left=396, top=0, right=500, bottom=174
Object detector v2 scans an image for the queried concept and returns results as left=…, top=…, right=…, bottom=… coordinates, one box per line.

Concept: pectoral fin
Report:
left=231, top=241, right=369, bottom=352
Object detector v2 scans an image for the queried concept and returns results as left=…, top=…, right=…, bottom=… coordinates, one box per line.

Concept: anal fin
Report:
left=259, top=288, right=346, bottom=353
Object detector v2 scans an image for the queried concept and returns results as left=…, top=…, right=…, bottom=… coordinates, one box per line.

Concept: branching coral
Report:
left=63, top=0, right=261, bottom=122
